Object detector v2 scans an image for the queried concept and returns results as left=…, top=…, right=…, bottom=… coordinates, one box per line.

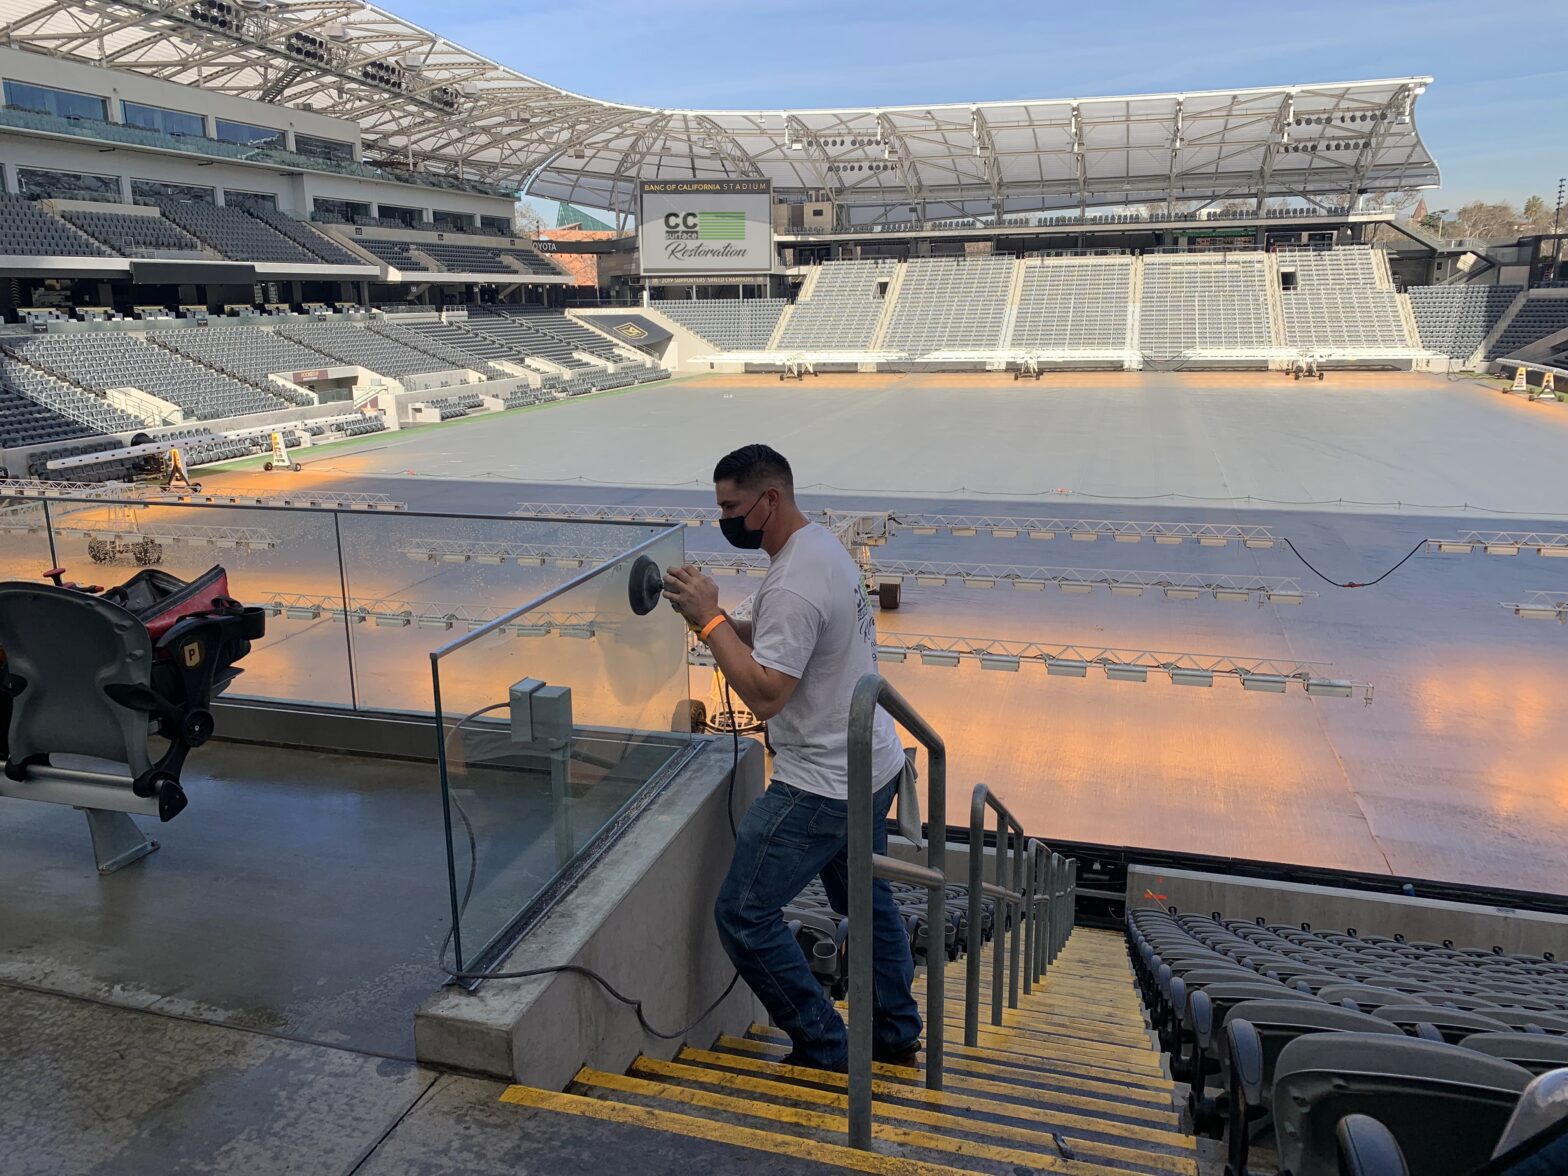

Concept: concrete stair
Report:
left=500, top=928, right=1194, bottom=1174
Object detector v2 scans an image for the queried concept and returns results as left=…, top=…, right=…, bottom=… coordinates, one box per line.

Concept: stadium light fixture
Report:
left=920, top=651, right=961, bottom=668
left=1305, top=679, right=1355, bottom=699
left=513, top=623, right=551, bottom=638
left=1105, top=665, right=1148, bottom=683
left=516, top=556, right=546, bottom=567
left=1542, top=546, right=1568, bottom=558
left=406, top=550, right=434, bottom=561
left=559, top=624, right=596, bottom=639
left=1198, top=537, right=1229, bottom=548
left=1213, top=589, right=1252, bottom=604
left=1153, top=534, right=1183, bottom=546
left=980, top=654, right=1021, bottom=672
left=963, top=577, right=996, bottom=589
left=876, top=647, right=908, bottom=663
left=1028, top=531, right=1056, bottom=541
left=475, top=554, right=505, bottom=565
left=1014, top=579, right=1046, bottom=591
left=1109, top=584, right=1145, bottom=598
left=950, top=526, right=978, bottom=537
left=1046, top=659, right=1090, bottom=678
left=1514, top=606, right=1561, bottom=621
left=1484, top=545, right=1520, bottom=557
left=1245, top=538, right=1277, bottom=550
left=990, top=528, right=1018, bottom=539
left=1266, top=591, right=1304, bottom=605
left=1070, top=531, right=1098, bottom=542
left=1164, top=587, right=1202, bottom=601
left=439, top=553, right=469, bottom=563
left=1435, top=542, right=1473, bottom=555
left=1060, top=582, right=1094, bottom=595
left=1241, top=674, right=1288, bottom=694
left=916, top=575, right=947, bottom=587
left=1170, top=668, right=1214, bottom=688
left=1114, top=534, right=1141, bottom=544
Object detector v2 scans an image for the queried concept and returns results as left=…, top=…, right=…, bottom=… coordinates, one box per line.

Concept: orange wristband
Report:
left=697, top=615, right=728, bottom=642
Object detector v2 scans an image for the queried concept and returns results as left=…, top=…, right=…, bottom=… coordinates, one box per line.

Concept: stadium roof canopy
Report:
left=0, top=0, right=1440, bottom=222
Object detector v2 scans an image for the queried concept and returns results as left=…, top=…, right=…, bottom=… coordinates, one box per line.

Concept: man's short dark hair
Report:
left=714, top=444, right=793, bottom=494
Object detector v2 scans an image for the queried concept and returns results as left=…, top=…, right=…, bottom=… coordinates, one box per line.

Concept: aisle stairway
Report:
left=500, top=928, right=1196, bottom=1174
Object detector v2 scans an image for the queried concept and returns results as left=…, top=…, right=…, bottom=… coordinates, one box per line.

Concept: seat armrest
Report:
left=1226, top=1017, right=1265, bottom=1108
left=1336, top=1113, right=1408, bottom=1176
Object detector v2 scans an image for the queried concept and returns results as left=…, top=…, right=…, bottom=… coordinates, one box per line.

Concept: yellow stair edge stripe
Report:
left=679, top=1045, right=1180, bottom=1127
left=720, top=1035, right=1177, bottom=1105
left=734, top=1029, right=1175, bottom=1093
left=823, top=1014, right=1168, bottom=1075
left=635, top=1054, right=1198, bottom=1166
left=574, top=1067, right=1145, bottom=1176
left=497, top=1084, right=973, bottom=1176
left=749, top=1019, right=1168, bottom=1081
left=908, top=997, right=1155, bottom=1046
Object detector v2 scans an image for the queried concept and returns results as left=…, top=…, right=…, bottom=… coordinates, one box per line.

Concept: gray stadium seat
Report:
left=1372, top=1003, right=1514, bottom=1044
left=1460, top=1033, right=1568, bottom=1075
left=1271, top=1033, right=1533, bottom=1176
left=1218, top=999, right=1404, bottom=1171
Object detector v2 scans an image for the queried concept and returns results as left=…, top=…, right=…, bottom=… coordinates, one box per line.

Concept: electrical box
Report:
left=531, top=685, right=574, bottom=746
left=509, top=678, right=544, bottom=742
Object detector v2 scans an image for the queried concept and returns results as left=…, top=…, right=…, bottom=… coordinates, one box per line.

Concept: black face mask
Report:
left=719, top=492, right=772, bottom=550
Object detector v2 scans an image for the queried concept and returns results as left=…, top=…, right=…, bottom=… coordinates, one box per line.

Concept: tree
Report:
left=1450, top=200, right=1523, bottom=241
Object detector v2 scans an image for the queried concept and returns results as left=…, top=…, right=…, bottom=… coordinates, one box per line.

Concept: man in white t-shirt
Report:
left=662, top=444, right=921, bottom=1072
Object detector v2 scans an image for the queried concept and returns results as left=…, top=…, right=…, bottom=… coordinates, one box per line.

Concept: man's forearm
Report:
left=725, top=613, right=754, bottom=646
left=706, top=622, right=786, bottom=719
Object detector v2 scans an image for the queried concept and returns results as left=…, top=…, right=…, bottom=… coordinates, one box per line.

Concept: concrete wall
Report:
left=1127, top=865, right=1568, bottom=957
left=415, top=737, right=766, bottom=1086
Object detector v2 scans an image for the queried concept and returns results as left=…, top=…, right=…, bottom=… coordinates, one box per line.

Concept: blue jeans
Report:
left=714, top=774, right=922, bottom=1067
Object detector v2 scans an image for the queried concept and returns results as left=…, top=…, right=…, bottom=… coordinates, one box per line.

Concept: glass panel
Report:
left=336, top=512, right=664, bottom=714
left=0, top=495, right=55, bottom=583
left=432, top=210, right=473, bottom=231
left=214, top=118, right=286, bottom=150
left=3, top=79, right=107, bottom=121
left=433, top=526, right=693, bottom=974
left=294, top=133, right=354, bottom=163
left=38, top=498, right=353, bottom=708
left=131, top=179, right=217, bottom=206
left=224, top=190, right=278, bottom=212
left=122, top=101, right=204, bottom=138
left=16, top=167, right=120, bottom=203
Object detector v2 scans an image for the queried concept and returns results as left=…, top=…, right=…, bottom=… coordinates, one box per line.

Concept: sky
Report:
left=389, top=0, right=1566, bottom=217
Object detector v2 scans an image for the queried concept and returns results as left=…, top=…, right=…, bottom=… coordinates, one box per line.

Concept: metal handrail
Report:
left=847, top=673, right=948, bottom=1150
left=966, top=783, right=1027, bottom=1046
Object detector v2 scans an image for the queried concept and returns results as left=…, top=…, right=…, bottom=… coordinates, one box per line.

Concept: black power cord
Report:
left=436, top=690, right=743, bottom=1041
left=1282, top=536, right=1430, bottom=589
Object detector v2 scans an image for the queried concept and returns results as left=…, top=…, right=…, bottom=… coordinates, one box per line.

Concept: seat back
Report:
left=0, top=583, right=154, bottom=777
left=1461, top=1033, right=1568, bottom=1076
left=1225, top=999, right=1403, bottom=1098
left=1273, top=1033, right=1532, bottom=1176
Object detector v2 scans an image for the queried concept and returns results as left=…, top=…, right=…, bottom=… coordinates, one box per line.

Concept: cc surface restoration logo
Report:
left=662, top=211, right=746, bottom=241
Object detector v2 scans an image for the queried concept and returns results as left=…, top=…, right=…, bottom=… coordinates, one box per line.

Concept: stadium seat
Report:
left=0, top=570, right=265, bottom=834
left=1460, top=1033, right=1568, bottom=1075
left=1371, top=1003, right=1513, bottom=1044
left=1217, top=1000, right=1404, bottom=1170
left=1272, top=1033, right=1534, bottom=1176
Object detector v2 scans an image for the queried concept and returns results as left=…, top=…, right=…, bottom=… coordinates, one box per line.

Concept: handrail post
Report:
left=1008, top=823, right=1023, bottom=1010
left=965, top=786, right=986, bottom=1047
left=1021, top=840, right=1037, bottom=996
left=846, top=677, right=877, bottom=1151
left=925, top=739, right=946, bottom=1092
left=846, top=673, right=950, bottom=1139
left=990, top=806, right=1006, bottom=1026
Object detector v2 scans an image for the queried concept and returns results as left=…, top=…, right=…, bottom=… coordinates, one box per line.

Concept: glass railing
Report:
left=0, top=492, right=671, bottom=711
left=0, top=105, right=518, bottom=200
left=431, top=525, right=694, bottom=976
left=0, top=490, right=693, bottom=975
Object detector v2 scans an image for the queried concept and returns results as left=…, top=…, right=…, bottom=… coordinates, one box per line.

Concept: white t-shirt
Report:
left=750, top=522, right=905, bottom=799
